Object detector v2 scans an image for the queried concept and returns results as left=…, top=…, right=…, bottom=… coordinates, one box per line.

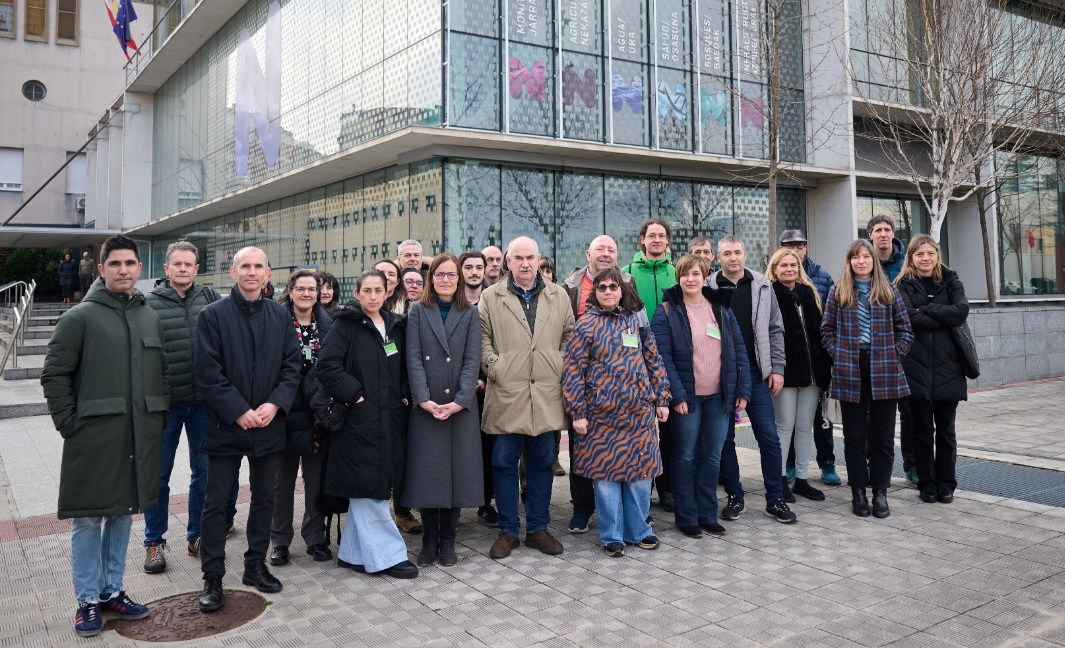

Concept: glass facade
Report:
left=153, top=157, right=805, bottom=287
left=151, top=0, right=443, bottom=219
left=998, top=155, right=1065, bottom=296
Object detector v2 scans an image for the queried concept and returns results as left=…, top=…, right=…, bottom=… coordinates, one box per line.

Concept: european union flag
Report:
left=106, top=0, right=139, bottom=61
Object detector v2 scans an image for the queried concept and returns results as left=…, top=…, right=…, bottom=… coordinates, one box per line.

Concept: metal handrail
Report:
left=0, top=279, right=36, bottom=375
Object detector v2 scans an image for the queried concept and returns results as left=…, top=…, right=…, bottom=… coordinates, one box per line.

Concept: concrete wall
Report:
left=969, top=304, right=1065, bottom=387
left=0, top=1, right=152, bottom=227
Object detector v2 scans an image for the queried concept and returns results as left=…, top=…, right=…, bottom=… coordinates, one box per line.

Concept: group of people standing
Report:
left=42, top=212, right=971, bottom=637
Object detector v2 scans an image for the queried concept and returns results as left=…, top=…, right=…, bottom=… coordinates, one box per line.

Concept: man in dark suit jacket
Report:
left=193, top=246, right=301, bottom=612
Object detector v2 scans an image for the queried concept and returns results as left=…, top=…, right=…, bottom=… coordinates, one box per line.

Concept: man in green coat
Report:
left=41, top=235, right=169, bottom=638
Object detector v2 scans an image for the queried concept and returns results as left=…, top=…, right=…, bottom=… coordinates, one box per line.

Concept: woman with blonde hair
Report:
left=765, top=248, right=832, bottom=502
left=895, top=235, right=969, bottom=504
left=821, top=240, right=912, bottom=519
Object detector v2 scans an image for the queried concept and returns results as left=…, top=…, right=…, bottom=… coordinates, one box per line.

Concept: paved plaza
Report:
left=0, top=378, right=1064, bottom=646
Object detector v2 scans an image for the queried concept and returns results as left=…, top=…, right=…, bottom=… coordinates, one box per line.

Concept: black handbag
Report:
left=302, top=371, right=349, bottom=433
left=951, top=321, right=980, bottom=379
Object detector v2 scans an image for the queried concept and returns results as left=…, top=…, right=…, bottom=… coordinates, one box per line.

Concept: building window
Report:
left=0, top=0, right=15, bottom=37
left=24, top=0, right=47, bottom=41
left=0, top=148, right=24, bottom=191
left=65, top=152, right=86, bottom=194
left=22, top=80, right=46, bottom=101
left=56, top=0, right=77, bottom=44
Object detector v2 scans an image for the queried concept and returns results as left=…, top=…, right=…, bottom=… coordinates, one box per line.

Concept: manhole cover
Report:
left=113, top=590, right=267, bottom=642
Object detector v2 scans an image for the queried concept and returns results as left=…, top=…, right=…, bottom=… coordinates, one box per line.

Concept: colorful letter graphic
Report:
left=700, top=88, right=729, bottom=126
left=234, top=1, right=282, bottom=177
left=611, top=75, right=644, bottom=114
left=509, top=58, right=547, bottom=101
left=562, top=66, right=597, bottom=108
left=740, top=95, right=766, bottom=130
left=657, top=82, right=687, bottom=120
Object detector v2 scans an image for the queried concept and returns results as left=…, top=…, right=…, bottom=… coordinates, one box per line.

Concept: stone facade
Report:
left=969, top=305, right=1065, bottom=387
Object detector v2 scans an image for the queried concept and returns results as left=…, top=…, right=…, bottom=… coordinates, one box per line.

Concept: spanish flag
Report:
left=105, top=0, right=139, bottom=61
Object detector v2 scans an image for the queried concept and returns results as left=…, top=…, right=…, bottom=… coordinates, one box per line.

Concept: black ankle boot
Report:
left=852, top=487, right=870, bottom=517
left=781, top=477, right=796, bottom=503
left=416, top=509, right=440, bottom=567
left=438, top=508, right=460, bottom=567
left=872, top=490, right=890, bottom=518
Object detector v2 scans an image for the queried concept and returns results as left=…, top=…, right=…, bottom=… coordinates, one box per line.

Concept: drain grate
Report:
left=733, top=428, right=1065, bottom=507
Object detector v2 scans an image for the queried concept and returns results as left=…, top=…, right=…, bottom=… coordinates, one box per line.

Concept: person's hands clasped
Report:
left=433, top=402, right=464, bottom=420
left=236, top=409, right=263, bottom=430
left=254, top=403, right=280, bottom=427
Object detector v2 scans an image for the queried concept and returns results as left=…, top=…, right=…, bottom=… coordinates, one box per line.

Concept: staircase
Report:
left=0, top=301, right=71, bottom=419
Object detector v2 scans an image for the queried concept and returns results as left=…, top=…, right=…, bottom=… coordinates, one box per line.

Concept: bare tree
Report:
left=855, top=0, right=1065, bottom=304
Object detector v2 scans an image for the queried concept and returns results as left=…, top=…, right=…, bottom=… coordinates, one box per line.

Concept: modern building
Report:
left=70, top=0, right=1065, bottom=308
left=0, top=0, right=155, bottom=247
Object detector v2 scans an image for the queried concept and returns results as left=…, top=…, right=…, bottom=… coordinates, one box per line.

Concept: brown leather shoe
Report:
left=488, top=533, right=520, bottom=559
left=524, top=530, right=564, bottom=555
left=551, top=460, right=567, bottom=477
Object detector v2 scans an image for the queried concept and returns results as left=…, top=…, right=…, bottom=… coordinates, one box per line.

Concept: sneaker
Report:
left=634, top=535, right=660, bottom=550
left=720, top=495, right=744, bottom=521
left=765, top=498, right=797, bottom=524
left=785, top=465, right=795, bottom=484
left=604, top=542, right=625, bottom=557
left=187, top=537, right=200, bottom=557
left=659, top=491, right=675, bottom=512
left=820, top=461, right=842, bottom=486
left=99, top=591, right=149, bottom=620
left=568, top=511, right=591, bottom=534
left=74, top=601, right=102, bottom=637
left=143, top=542, right=166, bottom=574
left=477, top=505, right=498, bottom=527
left=394, top=510, right=423, bottom=535
left=905, top=468, right=920, bottom=488
left=226, top=518, right=235, bottom=538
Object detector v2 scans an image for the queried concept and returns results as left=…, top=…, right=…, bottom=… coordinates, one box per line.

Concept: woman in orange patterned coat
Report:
left=562, top=267, right=671, bottom=558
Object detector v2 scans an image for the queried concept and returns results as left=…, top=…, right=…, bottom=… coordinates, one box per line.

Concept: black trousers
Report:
left=569, top=439, right=595, bottom=516
left=898, top=398, right=915, bottom=471
left=201, top=452, right=282, bottom=579
left=478, top=390, right=494, bottom=507
left=909, top=398, right=959, bottom=496
left=655, top=418, right=673, bottom=496
left=840, top=351, right=897, bottom=491
left=787, top=394, right=835, bottom=467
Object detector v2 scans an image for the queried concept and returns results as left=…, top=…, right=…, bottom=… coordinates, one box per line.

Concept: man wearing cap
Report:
left=778, top=230, right=840, bottom=486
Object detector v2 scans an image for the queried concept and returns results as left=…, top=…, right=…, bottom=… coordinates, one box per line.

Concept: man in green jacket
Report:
left=622, top=219, right=678, bottom=511
left=622, top=218, right=678, bottom=321
left=41, top=235, right=169, bottom=638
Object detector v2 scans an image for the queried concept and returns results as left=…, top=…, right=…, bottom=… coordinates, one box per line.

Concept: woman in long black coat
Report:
left=58, top=253, right=78, bottom=303
left=403, top=253, right=483, bottom=568
left=315, top=269, right=418, bottom=579
left=895, top=234, right=969, bottom=505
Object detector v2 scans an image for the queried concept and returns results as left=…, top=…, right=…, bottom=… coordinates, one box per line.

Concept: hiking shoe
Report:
left=820, top=461, right=842, bottom=486
left=187, top=537, right=200, bottom=557
left=477, top=505, right=498, bottom=527
left=634, top=535, right=660, bottom=550
left=764, top=498, right=797, bottom=523
left=660, top=491, right=675, bottom=512
left=905, top=468, right=919, bottom=488
left=720, top=495, right=745, bottom=521
left=568, top=511, right=591, bottom=534
left=74, top=601, right=102, bottom=637
left=99, top=591, right=149, bottom=620
left=785, top=465, right=795, bottom=485
left=143, top=542, right=167, bottom=574
left=395, top=510, right=423, bottom=535
left=604, top=542, right=625, bottom=557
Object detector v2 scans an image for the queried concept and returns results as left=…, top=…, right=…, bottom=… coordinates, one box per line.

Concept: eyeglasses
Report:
left=595, top=283, right=621, bottom=293
left=783, top=242, right=807, bottom=249
left=292, top=286, right=318, bottom=294
left=433, top=272, right=458, bottom=281
left=404, top=278, right=424, bottom=287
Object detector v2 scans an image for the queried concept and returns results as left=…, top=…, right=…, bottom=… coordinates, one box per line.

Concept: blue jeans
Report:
left=671, top=394, right=729, bottom=527
left=720, top=372, right=784, bottom=503
left=144, top=403, right=208, bottom=545
left=71, top=516, right=132, bottom=604
left=338, top=498, right=409, bottom=573
left=593, top=479, right=652, bottom=545
left=492, top=433, right=555, bottom=537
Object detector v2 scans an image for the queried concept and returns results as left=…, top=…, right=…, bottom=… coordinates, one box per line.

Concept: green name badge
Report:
left=384, top=341, right=399, bottom=356
left=622, top=333, right=639, bottom=348
left=707, top=324, right=721, bottom=340
left=303, top=346, right=313, bottom=361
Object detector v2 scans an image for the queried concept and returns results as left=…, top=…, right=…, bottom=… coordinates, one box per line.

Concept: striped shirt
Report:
left=684, top=299, right=722, bottom=396
left=856, top=278, right=872, bottom=348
